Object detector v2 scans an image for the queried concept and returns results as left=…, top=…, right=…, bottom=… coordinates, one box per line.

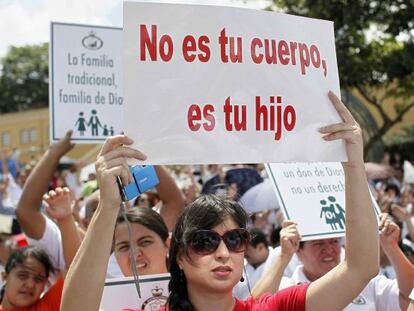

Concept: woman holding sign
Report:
left=61, top=91, right=379, bottom=310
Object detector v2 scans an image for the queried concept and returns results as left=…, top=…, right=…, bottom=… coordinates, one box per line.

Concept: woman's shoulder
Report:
left=234, top=283, right=310, bottom=311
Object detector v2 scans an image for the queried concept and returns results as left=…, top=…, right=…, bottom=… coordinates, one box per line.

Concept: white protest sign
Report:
left=50, top=22, right=123, bottom=143
left=100, top=273, right=170, bottom=311
left=266, top=162, right=380, bottom=240
left=123, top=2, right=346, bottom=164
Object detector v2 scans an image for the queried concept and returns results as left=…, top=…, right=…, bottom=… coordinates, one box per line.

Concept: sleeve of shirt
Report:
left=26, top=216, right=66, bottom=272
left=257, top=283, right=309, bottom=311
left=409, top=288, right=414, bottom=300
left=372, top=275, right=400, bottom=311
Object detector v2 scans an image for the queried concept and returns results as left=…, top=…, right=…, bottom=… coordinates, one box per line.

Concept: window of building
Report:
left=1, top=132, right=11, bottom=147
left=30, top=128, right=37, bottom=142
left=20, top=129, right=30, bottom=144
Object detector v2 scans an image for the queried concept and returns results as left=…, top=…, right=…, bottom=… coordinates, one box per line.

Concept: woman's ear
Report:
left=176, top=249, right=184, bottom=270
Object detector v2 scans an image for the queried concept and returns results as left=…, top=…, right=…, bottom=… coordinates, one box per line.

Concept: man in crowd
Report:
left=253, top=215, right=414, bottom=310
left=233, top=228, right=271, bottom=298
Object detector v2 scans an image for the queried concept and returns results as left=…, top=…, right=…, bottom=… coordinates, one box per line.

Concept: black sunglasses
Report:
left=189, top=228, right=250, bottom=255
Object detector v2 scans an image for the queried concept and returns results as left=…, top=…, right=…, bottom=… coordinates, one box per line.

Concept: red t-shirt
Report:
left=0, top=278, right=63, bottom=311
left=233, top=284, right=308, bottom=311
left=160, top=283, right=309, bottom=311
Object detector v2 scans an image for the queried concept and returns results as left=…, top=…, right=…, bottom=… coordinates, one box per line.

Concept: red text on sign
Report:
left=182, top=35, right=211, bottom=62
left=255, top=96, right=296, bottom=140
left=223, top=97, right=247, bottom=131
left=140, top=24, right=173, bottom=62
left=219, top=29, right=243, bottom=63
left=250, top=37, right=327, bottom=76
left=187, top=104, right=216, bottom=131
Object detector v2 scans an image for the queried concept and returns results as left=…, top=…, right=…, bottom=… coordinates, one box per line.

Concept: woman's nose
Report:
left=214, top=240, right=230, bottom=260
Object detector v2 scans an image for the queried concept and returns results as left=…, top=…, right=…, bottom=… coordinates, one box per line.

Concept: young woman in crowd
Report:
left=0, top=246, right=61, bottom=310
left=0, top=186, right=80, bottom=311
left=78, top=190, right=171, bottom=278
left=16, top=129, right=182, bottom=280
left=112, top=207, right=170, bottom=276
left=61, top=91, right=379, bottom=310
left=60, top=135, right=172, bottom=309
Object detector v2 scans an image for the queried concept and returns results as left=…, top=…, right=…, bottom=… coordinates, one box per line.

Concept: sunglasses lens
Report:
left=190, top=231, right=220, bottom=255
left=190, top=229, right=249, bottom=255
left=224, top=229, right=249, bottom=252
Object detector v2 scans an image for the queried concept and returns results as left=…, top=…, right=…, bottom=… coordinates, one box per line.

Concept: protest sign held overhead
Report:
left=124, top=2, right=345, bottom=164
left=266, top=162, right=380, bottom=240
left=50, top=22, right=122, bottom=143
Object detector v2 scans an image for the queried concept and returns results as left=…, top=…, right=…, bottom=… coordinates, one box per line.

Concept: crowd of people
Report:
left=0, top=91, right=412, bottom=310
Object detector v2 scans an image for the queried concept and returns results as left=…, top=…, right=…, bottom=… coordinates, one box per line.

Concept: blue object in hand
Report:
left=120, top=165, right=159, bottom=201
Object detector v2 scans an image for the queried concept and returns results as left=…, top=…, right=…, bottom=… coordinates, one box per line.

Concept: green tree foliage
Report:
left=0, top=43, right=49, bottom=112
left=267, top=0, right=414, bottom=156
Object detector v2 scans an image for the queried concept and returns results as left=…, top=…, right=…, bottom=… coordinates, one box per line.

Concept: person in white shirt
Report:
left=233, top=228, right=272, bottom=299
left=253, top=215, right=414, bottom=310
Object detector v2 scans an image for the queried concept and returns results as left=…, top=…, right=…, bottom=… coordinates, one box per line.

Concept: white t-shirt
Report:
left=409, top=288, right=414, bottom=300
left=27, top=217, right=66, bottom=272
left=262, top=246, right=302, bottom=278
left=27, top=216, right=123, bottom=278
left=379, top=265, right=396, bottom=279
left=280, top=265, right=400, bottom=311
left=233, top=247, right=273, bottom=299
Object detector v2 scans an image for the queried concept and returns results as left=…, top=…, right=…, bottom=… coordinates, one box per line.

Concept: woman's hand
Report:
left=318, top=91, right=364, bottom=168
left=379, top=213, right=400, bottom=251
left=95, top=135, right=147, bottom=210
left=280, top=220, right=300, bottom=258
left=43, top=187, right=73, bottom=221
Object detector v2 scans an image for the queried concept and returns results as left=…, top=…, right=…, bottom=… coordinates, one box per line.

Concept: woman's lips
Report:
left=212, top=266, right=232, bottom=277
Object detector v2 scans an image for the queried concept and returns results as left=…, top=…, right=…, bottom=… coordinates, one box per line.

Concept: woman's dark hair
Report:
left=167, top=194, right=248, bottom=311
left=115, top=208, right=169, bottom=243
left=0, top=246, right=55, bottom=302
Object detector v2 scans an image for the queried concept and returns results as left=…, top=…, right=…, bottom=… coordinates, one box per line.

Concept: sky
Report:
left=0, top=0, right=269, bottom=58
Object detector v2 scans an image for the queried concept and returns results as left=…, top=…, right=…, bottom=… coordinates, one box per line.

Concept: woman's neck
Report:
left=187, top=285, right=235, bottom=311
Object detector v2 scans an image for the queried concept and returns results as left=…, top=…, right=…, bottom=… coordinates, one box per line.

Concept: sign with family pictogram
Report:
left=50, top=22, right=122, bottom=143
left=123, top=2, right=346, bottom=164
left=266, top=162, right=380, bottom=240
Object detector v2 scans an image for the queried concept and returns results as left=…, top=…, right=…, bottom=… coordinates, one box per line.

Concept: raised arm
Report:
left=43, top=187, right=81, bottom=270
left=61, top=135, right=146, bottom=311
left=15, top=131, right=74, bottom=239
left=155, top=166, right=185, bottom=231
left=251, top=220, right=300, bottom=298
left=306, top=91, right=379, bottom=311
left=379, top=214, right=414, bottom=310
